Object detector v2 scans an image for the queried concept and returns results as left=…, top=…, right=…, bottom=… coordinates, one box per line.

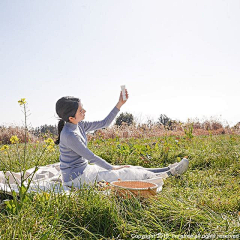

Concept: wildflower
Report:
left=10, top=135, right=19, bottom=144
left=44, top=138, right=54, bottom=146
left=4, top=151, right=8, bottom=155
left=18, top=98, right=27, bottom=105
left=0, top=145, right=9, bottom=151
left=43, top=192, right=50, bottom=200
left=36, top=141, right=39, bottom=144
left=46, top=145, right=55, bottom=152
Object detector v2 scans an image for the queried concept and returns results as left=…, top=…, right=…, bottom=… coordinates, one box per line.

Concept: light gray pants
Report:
left=64, top=164, right=171, bottom=187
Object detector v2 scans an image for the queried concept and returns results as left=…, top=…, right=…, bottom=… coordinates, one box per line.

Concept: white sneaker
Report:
left=170, top=158, right=189, bottom=176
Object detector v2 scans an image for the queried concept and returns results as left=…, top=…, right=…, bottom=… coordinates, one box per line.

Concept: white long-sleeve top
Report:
left=59, top=106, right=119, bottom=182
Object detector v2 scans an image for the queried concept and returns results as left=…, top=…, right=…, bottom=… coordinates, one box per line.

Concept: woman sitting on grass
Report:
left=55, top=89, right=189, bottom=187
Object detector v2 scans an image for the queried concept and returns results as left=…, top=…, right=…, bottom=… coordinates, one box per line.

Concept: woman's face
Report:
left=69, top=102, right=86, bottom=124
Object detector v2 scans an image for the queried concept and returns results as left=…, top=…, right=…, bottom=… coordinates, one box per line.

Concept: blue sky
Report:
left=0, top=0, right=239, bottom=128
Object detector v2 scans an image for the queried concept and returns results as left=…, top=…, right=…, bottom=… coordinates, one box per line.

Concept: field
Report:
left=0, top=134, right=240, bottom=239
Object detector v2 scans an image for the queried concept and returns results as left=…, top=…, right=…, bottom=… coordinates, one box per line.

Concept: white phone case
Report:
left=121, top=85, right=126, bottom=100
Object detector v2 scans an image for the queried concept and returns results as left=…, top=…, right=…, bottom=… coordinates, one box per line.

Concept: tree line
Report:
left=29, top=113, right=175, bottom=136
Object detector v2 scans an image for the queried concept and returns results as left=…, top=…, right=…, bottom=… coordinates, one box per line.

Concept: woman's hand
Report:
left=116, top=89, right=129, bottom=110
left=112, top=165, right=131, bottom=170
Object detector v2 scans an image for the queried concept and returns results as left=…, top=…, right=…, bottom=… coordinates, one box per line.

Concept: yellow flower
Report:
left=4, top=151, right=7, bottom=155
left=46, top=145, right=55, bottom=152
left=18, top=98, right=27, bottom=106
left=0, top=145, right=9, bottom=151
left=36, top=141, right=39, bottom=144
left=10, top=135, right=19, bottom=144
left=44, top=138, right=54, bottom=146
left=43, top=192, right=50, bottom=200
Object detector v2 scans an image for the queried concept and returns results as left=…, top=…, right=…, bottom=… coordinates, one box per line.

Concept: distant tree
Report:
left=157, top=114, right=174, bottom=130
left=157, top=114, right=171, bottom=126
left=33, top=124, right=58, bottom=137
left=115, top=112, right=134, bottom=126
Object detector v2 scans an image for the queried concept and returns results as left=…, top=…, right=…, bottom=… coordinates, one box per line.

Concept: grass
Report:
left=0, top=135, right=240, bottom=239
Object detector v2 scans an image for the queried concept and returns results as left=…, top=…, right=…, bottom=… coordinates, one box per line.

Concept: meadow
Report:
left=0, top=132, right=239, bottom=239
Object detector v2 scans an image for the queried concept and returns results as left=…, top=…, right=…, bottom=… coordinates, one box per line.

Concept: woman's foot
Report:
left=169, top=158, right=189, bottom=176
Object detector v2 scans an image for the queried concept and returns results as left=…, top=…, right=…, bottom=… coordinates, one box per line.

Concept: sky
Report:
left=0, top=0, right=239, bottom=128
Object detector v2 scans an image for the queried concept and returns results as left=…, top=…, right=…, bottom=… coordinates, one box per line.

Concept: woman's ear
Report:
left=69, top=116, right=75, bottom=123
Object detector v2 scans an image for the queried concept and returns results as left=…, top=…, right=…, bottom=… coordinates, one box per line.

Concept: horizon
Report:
left=0, top=110, right=238, bottom=129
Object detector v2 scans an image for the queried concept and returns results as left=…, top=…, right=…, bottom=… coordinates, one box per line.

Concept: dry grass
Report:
left=0, top=126, right=38, bottom=145
left=89, top=120, right=237, bottom=140
left=1, top=119, right=239, bottom=144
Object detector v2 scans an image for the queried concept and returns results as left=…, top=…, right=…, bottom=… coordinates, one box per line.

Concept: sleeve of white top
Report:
left=80, top=106, right=120, bottom=133
left=66, top=132, right=113, bottom=170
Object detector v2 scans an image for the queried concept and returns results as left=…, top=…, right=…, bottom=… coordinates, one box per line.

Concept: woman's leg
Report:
left=69, top=158, right=189, bottom=187
left=70, top=165, right=158, bottom=187
left=142, top=166, right=170, bottom=173
left=97, top=166, right=157, bottom=182
left=142, top=158, right=189, bottom=175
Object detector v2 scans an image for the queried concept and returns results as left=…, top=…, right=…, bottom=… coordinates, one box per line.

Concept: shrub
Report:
left=115, top=112, right=134, bottom=126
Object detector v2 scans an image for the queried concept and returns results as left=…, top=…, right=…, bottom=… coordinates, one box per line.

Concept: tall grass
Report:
left=0, top=135, right=239, bottom=239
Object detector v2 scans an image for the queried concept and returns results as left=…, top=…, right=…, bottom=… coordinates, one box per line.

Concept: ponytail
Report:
left=55, top=119, right=65, bottom=145
left=55, top=96, right=80, bottom=144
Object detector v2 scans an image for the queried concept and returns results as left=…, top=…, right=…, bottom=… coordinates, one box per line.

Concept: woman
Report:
left=55, top=89, right=189, bottom=187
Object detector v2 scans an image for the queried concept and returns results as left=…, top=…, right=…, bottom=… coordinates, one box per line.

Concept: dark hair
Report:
left=55, top=96, right=80, bottom=145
